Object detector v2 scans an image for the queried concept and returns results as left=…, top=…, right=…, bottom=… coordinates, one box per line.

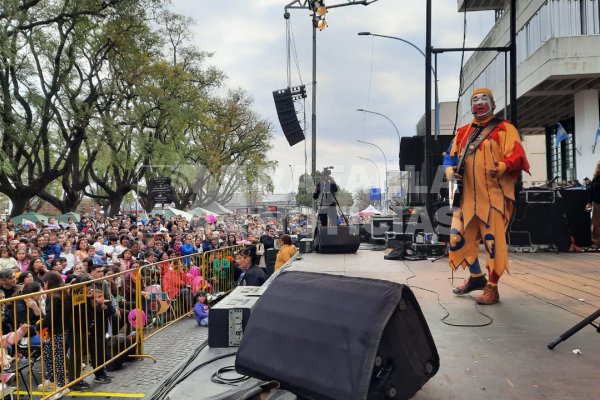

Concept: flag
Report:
left=593, top=121, right=600, bottom=153
left=554, top=123, right=569, bottom=147
left=21, top=218, right=36, bottom=229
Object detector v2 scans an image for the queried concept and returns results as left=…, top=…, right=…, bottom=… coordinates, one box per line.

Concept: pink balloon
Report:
left=206, top=215, right=216, bottom=224
left=128, top=309, right=147, bottom=328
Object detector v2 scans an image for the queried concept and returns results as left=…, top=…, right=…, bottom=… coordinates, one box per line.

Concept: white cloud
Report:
left=170, top=0, right=494, bottom=195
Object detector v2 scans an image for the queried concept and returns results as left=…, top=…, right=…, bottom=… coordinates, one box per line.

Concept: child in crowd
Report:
left=193, top=291, right=209, bottom=326
left=0, top=247, right=19, bottom=273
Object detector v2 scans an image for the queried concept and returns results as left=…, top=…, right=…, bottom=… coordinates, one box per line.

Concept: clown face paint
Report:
left=471, top=93, right=493, bottom=119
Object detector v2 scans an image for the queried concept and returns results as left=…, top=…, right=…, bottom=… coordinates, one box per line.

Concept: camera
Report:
left=322, top=166, right=333, bottom=177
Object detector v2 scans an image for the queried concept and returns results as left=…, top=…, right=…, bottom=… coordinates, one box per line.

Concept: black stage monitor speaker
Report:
left=314, top=226, right=360, bottom=254
left=273, top=88, right=305, bottom=146
left=236, top=271, right=440, bottom=400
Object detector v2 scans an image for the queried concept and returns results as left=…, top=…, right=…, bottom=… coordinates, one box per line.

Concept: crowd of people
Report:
left=0, top=211, right=301, bottom=398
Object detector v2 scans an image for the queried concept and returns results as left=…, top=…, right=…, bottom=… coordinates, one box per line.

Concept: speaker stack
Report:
left=236, top=271, right=439, bottom=400
left=509, top=189, right=571, bottom=251
left=399, top=135, right=453, bottom=207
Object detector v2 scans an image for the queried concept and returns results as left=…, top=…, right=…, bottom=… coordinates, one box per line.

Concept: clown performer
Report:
left=444, top=88, right=530, bottom=305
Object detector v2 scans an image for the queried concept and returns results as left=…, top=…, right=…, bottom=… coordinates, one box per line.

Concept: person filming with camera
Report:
left=312, top=167, right=338, bottom=227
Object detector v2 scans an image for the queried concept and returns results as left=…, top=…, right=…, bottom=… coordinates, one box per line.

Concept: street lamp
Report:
left=357, top=32, right=440, bottom=137
left=356, top=139, right=388, bottom=210
left=357, top=156, right=381, bottom=208
left=356, top=109, right=400, bottom=147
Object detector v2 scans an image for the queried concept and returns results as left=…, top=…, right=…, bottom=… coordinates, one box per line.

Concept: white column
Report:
left=574, top=89, right=599, bottom=181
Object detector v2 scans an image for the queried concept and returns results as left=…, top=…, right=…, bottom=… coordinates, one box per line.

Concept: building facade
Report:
left=458, top=0, right=600, bottom=184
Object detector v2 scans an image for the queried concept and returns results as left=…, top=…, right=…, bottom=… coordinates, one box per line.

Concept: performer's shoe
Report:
left=452, top=275, right=487, bottom=295
left=475, top=284, right=500, bottom=305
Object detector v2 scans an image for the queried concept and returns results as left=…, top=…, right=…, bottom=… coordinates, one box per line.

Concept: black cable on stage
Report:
left=211, top=365, right=251, bottom=386
left=403, top=262, right=493, bottom=328
left=149, top=341, right=236, bottom=400
left=174, top=352, right=238, bottom=386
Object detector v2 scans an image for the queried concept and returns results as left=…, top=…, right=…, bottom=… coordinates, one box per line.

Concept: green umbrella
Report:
left=10, top=212, right=48, bottom=225
left=57, top=212, right=81, bottom=223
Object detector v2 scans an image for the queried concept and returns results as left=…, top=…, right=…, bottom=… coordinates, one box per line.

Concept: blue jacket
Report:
left=201, top=240, right=214, bottom=253
left=194, top=303, right=209, bottom=325
left=181, top=243, right=195, bottom=266
left=42, top=243, right=62, bottom=264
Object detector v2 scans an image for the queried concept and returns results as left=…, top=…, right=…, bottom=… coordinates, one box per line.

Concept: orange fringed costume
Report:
left=447, top=115, right=530, bottom=282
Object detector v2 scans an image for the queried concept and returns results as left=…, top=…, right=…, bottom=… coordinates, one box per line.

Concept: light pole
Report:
left=356, top=108, right=404, bottom=206
left=357, top=156, right=381, bottom=208
left=356, top=139, right=388, bottom=211
left=357, top=32, right=440, bottom=138
left=289, top=164, right=295, bottom=192
left=356, top=109, right=400, bottom=147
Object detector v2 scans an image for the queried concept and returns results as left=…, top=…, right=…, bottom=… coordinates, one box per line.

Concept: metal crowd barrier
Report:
left=0, top=269, right=138, bottom=399
left=200, top=245, right=244, bottom=295
left=0, top=245, right=252, bottom=399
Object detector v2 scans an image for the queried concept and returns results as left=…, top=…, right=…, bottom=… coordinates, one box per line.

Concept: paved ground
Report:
left=110, top=317, right=208, bottom=395
left=48, top=247, right=599, bottom=399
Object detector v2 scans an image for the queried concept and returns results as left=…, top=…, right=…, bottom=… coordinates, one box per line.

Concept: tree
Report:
left=354, top=187, right=371, bottom=211
left=296, top=172, right=317, bottom=208
left=0, top=0, right=162, bottom=216
left=182, top=89, right=274, bottom=209
left=335, top=188, right=354, bottom=212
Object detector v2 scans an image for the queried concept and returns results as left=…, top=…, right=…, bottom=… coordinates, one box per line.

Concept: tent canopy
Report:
left=152, top=207, right=194, bottom=221
left=11, top=212, right=47, bottom=225
left=189, top=207, right=218, bottom=217
left=358, top=204, right=381, bottom=217
left=197, top=201, right=232, bottom=215
left=57, top=212, right=81, bottom=223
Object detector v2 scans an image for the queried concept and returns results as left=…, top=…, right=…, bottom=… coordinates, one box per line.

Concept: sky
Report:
left=169, top=0, right=495, bottom=196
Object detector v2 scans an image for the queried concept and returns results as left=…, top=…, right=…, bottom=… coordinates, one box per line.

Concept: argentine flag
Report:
left=554, top=123, right=569, bottom=147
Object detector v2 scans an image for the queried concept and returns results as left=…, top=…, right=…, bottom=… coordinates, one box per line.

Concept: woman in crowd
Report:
left=28, top=257, right=48, bottom=284
left=15, top=281, right=43, bottom=346
left=17, top=271, right=34, bottom=286
left=39, top=271, right=69, bottom=398
left=73, top=238, right=88, bottom=263
left=275, top=235, right=298, bottom=270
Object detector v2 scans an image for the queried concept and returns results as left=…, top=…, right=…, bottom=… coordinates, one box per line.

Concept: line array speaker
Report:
left=273, top=88, right=305, bottom=146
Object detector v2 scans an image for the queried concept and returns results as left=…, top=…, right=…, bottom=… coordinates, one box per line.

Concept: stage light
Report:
left=310, top=0, right=328, bottom=29
left=314, top=17, right=327, bottom=30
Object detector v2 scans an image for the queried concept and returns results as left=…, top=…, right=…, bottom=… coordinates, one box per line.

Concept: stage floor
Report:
left=152, top=248, right=600, bottom=400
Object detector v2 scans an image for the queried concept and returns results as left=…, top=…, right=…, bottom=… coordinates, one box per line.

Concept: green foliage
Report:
left=335, top=188, right=354, bottom=211
left=0, top=0, right=275, bottom=215
left=295, top=172, right=316, bottom=208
